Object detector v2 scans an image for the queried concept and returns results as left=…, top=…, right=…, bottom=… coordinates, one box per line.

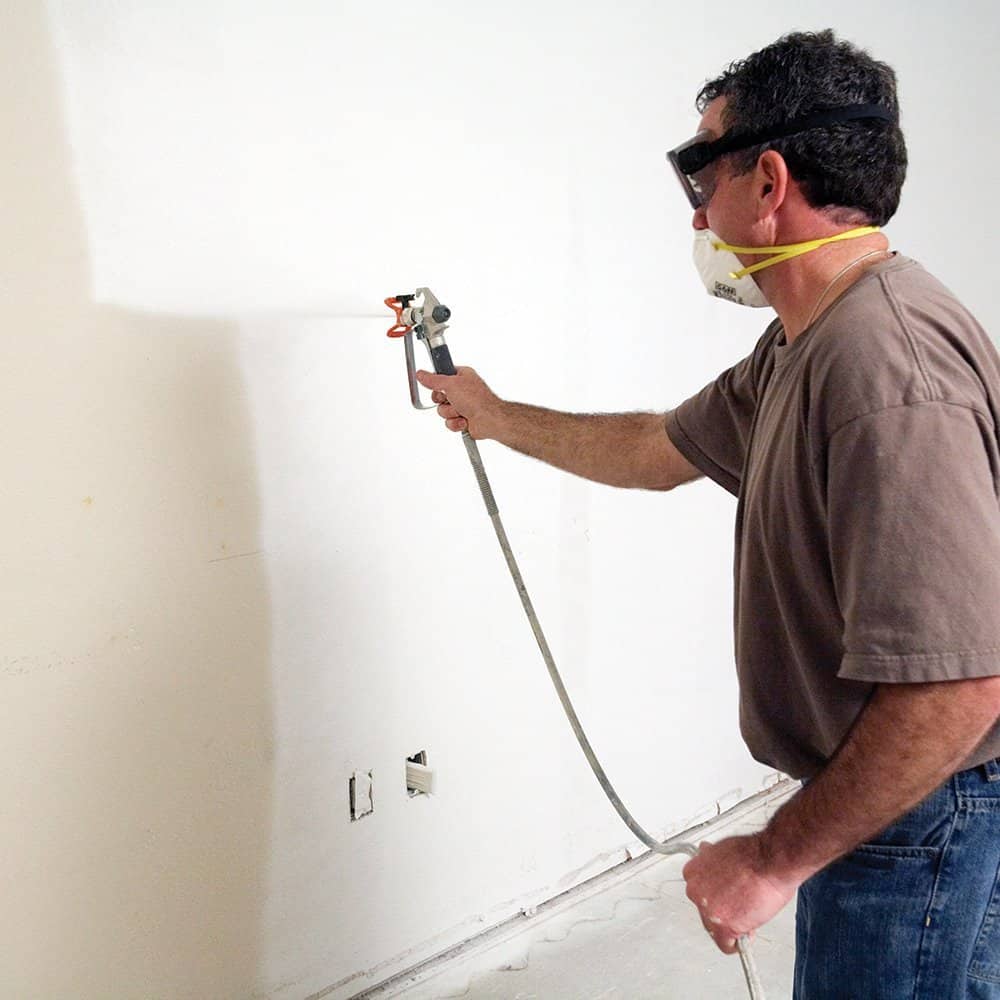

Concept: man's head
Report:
left=682, top=29, right=907, bottom=232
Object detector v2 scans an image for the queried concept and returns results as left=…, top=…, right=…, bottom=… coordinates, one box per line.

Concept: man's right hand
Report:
left=415, top=367, right=503, bottom=440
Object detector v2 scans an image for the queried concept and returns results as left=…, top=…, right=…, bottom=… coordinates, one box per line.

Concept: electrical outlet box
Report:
left=349, top=770, right=373, bottom=820
left=406, top=750, right=431, bottom=797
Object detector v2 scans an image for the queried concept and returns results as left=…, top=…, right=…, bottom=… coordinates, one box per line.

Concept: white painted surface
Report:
left=2, top=2, right=996, bottom=998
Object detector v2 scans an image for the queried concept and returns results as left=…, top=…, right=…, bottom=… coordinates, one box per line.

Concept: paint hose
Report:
left=459, top=428, right=766, bottom=1000
left=383, top=289, right=764, bottom=998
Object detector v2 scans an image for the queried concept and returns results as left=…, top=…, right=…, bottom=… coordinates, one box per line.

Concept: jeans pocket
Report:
left=846, top=843, right=940, bottom=870
left=799, top=846, right=941, bottom=996
left=969, top=856, right=1000, bottom=985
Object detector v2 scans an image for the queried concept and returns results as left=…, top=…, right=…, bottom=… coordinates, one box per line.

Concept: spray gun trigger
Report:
left=404, top=331, right=436, bottom=410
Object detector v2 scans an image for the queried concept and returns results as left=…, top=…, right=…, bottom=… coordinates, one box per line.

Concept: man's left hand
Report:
left=681, top=834, right=800, bottom=954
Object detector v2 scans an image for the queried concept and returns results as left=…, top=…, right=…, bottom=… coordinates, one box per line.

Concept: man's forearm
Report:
left=496, top=403, right=676, bottom=490
left=759, top=676, right=1000, bottom=886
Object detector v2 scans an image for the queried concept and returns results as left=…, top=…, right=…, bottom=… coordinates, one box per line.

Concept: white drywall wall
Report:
left=1, top=1, right=996, bottom=997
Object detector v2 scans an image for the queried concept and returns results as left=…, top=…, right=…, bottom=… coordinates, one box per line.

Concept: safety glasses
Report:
left=667, top=130, right=718, bottom=210
left=666, top=103, right=897, bottom=211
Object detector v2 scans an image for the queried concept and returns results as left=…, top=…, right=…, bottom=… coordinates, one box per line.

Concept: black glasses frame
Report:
left=666, top=103, right=897, bottom=210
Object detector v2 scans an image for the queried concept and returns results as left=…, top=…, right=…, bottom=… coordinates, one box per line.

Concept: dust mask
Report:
left=693, top=226, right=882, bottom=309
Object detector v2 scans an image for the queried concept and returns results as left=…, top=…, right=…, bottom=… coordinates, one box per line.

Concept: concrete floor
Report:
left=378, top=785, right=799, bottom=1000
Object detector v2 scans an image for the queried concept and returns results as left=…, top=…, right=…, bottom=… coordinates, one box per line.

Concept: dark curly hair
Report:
left=696, top=29, right=907, bottom=226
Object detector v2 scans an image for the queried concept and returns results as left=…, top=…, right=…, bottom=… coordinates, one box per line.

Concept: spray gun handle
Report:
left=429, top=343, right=457, bottom=377
left=415, top=288, right=455, bottom=377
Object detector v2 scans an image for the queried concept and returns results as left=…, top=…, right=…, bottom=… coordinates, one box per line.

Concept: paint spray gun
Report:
left=383, top=289, right=765, bottom=1000
left=384, top=288, right=456, bottom=406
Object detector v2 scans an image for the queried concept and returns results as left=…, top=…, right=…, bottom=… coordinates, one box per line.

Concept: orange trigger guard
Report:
left=384, top=297, right=410, bottom=338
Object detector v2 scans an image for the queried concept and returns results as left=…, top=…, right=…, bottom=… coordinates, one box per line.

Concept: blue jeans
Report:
left=793, top=757, right=1000, bottom=999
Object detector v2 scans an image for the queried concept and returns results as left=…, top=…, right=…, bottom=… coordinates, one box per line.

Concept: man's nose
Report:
left=692, top=205, right=709, bottom=231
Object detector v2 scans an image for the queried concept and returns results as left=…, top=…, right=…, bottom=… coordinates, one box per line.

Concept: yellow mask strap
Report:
left=714, top=226, right=882, bottom=279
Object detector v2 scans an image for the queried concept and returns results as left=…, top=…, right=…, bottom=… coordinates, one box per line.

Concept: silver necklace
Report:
left=803, top=248, right=893, bottom=331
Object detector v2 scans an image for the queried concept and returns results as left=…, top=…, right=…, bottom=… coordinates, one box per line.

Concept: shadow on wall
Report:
left=0, top=6, right=273, bottom=999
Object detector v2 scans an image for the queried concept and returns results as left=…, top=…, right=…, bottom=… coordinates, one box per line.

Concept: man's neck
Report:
left=762, top=236, right=893, bottom=343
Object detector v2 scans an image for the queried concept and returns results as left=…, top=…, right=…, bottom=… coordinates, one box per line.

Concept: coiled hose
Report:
left=459, top=430, right=766, bottom=1000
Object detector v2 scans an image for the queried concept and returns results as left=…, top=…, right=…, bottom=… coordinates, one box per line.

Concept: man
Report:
left=416, top=30, right=1000, bottom=999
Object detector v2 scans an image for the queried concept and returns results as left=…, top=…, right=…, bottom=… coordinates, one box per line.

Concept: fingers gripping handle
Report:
left=662, top=844, right=764, bottom=999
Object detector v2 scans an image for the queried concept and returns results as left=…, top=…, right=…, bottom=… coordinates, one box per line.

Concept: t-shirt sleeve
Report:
left=665, top=330, right=774, bottom=497
left=827, top=401, right=1000, bottom=683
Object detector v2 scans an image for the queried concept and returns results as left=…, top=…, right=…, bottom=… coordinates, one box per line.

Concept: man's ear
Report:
left=755, top=150, right=790, bottom=218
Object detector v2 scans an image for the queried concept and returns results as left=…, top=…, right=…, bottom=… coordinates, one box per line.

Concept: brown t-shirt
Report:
left=666, top=253, right=1000, bottom=779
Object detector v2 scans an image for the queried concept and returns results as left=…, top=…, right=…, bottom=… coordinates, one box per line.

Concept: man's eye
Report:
left=692, top=165, right=716, bottom=202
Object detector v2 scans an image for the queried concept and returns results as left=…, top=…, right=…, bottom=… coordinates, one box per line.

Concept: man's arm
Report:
left=415, top=367, right=703, bottom=491
left=490, top=402, right=700, bottom=491
left=760, top=674, right=1000, bottom=882
left=683, top=675, right=1000, bottom=954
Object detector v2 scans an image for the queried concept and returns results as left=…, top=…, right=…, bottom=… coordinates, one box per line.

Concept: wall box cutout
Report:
left=349, top=770, right=374, bottom=820
left=406, top=751, right=433, bottom=797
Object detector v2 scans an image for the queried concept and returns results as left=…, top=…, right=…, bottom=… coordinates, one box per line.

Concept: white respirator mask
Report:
left=693, top=226, right=882, bottom=309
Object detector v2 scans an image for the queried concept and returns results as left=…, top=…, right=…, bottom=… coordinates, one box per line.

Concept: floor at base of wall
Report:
left=369, top=782, right=800, bottom=999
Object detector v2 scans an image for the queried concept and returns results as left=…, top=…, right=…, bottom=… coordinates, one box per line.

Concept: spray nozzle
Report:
left=385, top=293, right=416, bottom=338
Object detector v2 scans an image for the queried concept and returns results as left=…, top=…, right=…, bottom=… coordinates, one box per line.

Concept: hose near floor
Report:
left=460, top=429, right=766, bottom=1000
